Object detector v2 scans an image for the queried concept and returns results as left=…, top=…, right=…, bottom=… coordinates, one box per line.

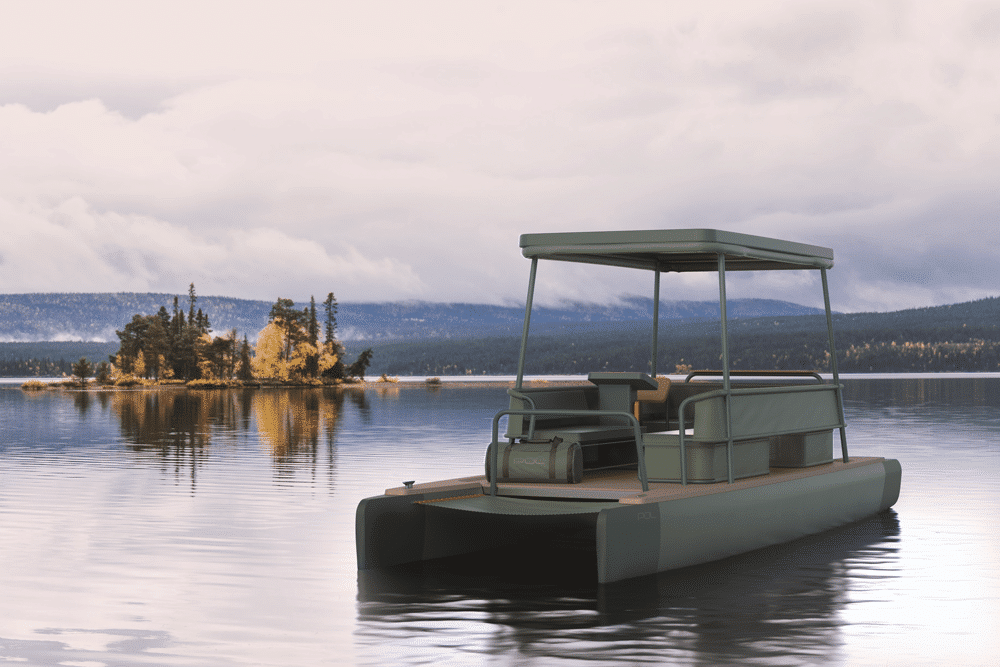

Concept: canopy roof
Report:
left=519, top=229, right=834, bottom=272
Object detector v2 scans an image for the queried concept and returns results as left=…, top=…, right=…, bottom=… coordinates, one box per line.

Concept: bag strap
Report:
left=547, top=436, right=563, bottom=480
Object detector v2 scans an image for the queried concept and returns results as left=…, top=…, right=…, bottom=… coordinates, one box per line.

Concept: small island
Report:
left=23, top=285, right=373, bottom=390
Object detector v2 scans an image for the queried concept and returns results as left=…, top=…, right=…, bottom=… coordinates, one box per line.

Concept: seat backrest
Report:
left=633, top=376, right=671, bottom=419
left=506, top=387, right=598, bottom=438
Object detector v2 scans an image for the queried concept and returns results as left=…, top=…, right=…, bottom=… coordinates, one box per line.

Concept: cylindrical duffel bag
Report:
left=484, top=437, right=583, bottom=484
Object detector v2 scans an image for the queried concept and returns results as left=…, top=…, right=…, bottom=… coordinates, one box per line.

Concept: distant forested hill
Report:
left=344, top=297, right=1000, bottom=376
left=0, top=293, right=821, bottom=343
left=3, top=292, right=999, bottom=376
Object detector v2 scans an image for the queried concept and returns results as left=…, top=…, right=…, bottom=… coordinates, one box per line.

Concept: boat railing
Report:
left=676, top=383, right=847, bottom=485
left=684, top=369, right=825, bottom=383
left=506, top=389, right=538, bottom=440
left=490, top=408, right=648, bottom=496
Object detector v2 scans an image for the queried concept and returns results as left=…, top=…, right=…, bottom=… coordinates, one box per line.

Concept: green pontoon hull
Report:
left=356, top=458, right=901, bottom=584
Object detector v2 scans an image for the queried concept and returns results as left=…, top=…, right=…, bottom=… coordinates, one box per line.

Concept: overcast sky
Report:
left=2, top=0, right=998, bottom=313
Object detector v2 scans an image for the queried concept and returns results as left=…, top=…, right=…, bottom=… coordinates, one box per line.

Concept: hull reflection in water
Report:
left=357, top=510, right=901, bottom=665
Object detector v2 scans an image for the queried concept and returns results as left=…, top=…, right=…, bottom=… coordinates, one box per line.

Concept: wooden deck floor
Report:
left=385, top=456, right=886, bottom=506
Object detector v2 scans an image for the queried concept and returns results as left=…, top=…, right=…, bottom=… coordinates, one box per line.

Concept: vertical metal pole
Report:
left=650, top=267, right=660, bottom=377
left=822, top=268, right=849, bottom=462
left=718, top=254, right=735, bottom=483
left=514, top=258, right=538, bottom=390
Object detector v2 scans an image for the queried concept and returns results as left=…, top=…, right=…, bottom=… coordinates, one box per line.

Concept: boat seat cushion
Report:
left=530, top=425, right=636, bottom=444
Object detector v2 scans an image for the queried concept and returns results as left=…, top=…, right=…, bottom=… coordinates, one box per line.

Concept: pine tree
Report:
left=305, top=296, right=320, bottom=378
left=309, top=297, right=319, bottom=345
left=71, top=357, right=93, bottom=385
left=323, top=292, right=338, bottom=344
left=237, top=336, right=254, bottom=382
left=195, top=308, right=210, bottom=334
left=188, top=283, right=197, bottom=324
left=268, top=298, right=308, bottom=363
left=95, top=361, right=112, bottom=385
left=348, top=348, right=373, bottom=380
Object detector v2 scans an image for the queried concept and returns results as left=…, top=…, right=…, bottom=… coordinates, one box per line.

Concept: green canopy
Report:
left=520, top=229, right=834, bottom=272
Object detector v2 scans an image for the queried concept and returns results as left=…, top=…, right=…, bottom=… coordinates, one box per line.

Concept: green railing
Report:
left=676, top=383, right=847, bottom=485
left=489, top=408, right=648, bottom=496
left=684, top=369, right=825, bottom=383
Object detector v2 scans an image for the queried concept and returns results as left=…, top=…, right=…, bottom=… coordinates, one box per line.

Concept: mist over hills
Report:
left=1, top=292, right=998, bottom=376
left=0, top=293, right=823, bottom=343
left=344, top=296, right=1000, bottom=376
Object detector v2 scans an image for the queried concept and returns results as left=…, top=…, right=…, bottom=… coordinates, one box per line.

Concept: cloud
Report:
left=1, top=1, right=999, bottom=312
left=0, top=196, right=424, bottom=300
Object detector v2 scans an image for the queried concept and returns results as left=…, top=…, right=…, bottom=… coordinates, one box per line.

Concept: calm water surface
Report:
left=1, top=377, right=998, bottom=666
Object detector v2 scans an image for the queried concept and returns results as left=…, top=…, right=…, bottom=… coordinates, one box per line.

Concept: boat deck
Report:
left=385, top=456, right=886, bottom=506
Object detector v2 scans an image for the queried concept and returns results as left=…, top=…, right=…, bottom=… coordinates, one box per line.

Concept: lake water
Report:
left=1, top=376, right=998, bottom=666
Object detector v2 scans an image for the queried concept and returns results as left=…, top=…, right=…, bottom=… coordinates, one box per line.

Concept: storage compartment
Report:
left=644, top=432, right=770, bottom=483
left=770, top=430, right=834, bottom=467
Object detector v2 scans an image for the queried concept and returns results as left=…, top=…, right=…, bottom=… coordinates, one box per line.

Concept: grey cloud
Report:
left=0, top=76, right=197, bottom=119
left=1, top=1, right=998, bottom=314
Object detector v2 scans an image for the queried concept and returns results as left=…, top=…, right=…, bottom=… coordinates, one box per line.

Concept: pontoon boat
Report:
left=356, top=229, right=901, bottom=583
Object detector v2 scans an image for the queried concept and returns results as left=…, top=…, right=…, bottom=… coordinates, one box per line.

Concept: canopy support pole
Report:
left=718, top=254, right=735, bottom=483
left=822, top=268, right=849, bottom=462
left=514, top=258, right=538, bottom=390
left=650, top=267, right=660, bottom=377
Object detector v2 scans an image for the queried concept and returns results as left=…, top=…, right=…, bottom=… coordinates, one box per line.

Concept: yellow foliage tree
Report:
left=252, top=322, right=289, bottom=381
left=134, top=349, right=147, bottom=378
left=158, top=354, right=174, bottom=380
left=318, top=341, right=340, bottom=375
left=252, top=303, right=338, bottom=382
left=287, top=340, right=318, bottom=379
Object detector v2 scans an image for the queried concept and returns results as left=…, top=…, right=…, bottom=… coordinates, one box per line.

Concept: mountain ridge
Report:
left=0, top=292, right=824, bottom=343
left=2, top=294, right=998, bottom=376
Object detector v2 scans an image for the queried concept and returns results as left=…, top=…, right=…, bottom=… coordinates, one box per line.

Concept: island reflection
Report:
left=108, top=387, right=369, bottom=478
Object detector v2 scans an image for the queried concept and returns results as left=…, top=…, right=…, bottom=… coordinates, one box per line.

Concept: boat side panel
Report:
left=596, top=461, right=890, bottom=583
left=356, top=495, right=429, bottom=570
left=595, top=505, right=663, bottom=583
left=656, top=463, right=888, bottom=574
left=358, top=491, right=588, bottom=570
left=357, top=484, right=492, bottom=569
left=881, top=458, right=902, bottom=510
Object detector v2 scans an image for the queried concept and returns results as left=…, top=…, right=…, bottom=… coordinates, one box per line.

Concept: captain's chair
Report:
left=633, top=376, right=671, bottom=425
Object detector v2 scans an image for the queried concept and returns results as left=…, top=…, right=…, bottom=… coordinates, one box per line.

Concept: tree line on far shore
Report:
left=71, top=285, right=373, bottom=386
left=7, top=294, right=1000, bottom=380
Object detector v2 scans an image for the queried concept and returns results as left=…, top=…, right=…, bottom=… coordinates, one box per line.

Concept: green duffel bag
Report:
left=484, top=437, right=583, bottom=484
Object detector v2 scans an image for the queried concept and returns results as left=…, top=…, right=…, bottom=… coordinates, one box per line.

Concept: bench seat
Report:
left=530, top=425, right=637, bottom=444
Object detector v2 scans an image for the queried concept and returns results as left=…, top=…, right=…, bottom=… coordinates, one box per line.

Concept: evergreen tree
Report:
left=323, top=292, right=338, bottom=344
left=144, top=314, right=170, bottom=379
left=348, top=348, right=373, bottom=380
left=237, top=336, right=254, bottom=382
left=305, top=296, right=320, bottom=378
left=195, top=308, right=210, bottom=334
left=95, top=361, right=112, bottom=385
left=268, top=298, right=308, bottom=363
left=156, top=306, right=171, bottom=331
left=308, top=297, right=319, bottom=345
left=172, top=322, right=201, bottom=381
left=116, top=313, right=171, bottom=379
left=188, top=283, right=197, bottom=324
left=71, top=357, right=93, bottom=384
